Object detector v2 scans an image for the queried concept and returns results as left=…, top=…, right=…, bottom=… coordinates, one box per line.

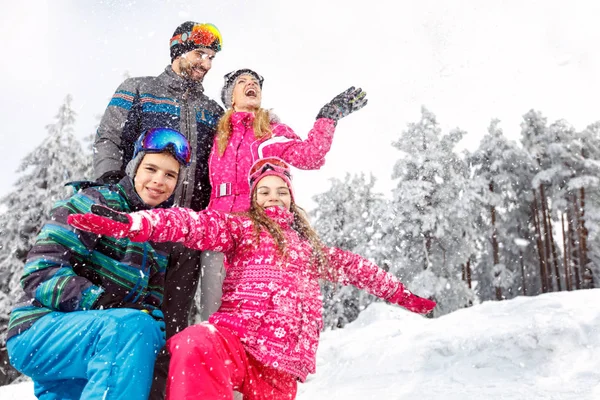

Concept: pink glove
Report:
left=67, top=205, right=152, bottom=242
left=389, top=286, right=436, bottom=314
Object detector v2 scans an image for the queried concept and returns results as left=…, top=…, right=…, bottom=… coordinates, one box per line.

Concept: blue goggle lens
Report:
left=135, top=128, right=191, bottom=166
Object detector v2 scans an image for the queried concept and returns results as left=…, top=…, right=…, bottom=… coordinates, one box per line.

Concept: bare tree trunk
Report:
left=532, top=190, right=548, bottom=292
left=561, top=213, right=572, bottom=291
left=466, top=258, right=472, bottom=289
left=461, top=258, right=472, bottom=289
left=423, top=234, right=432, bottom=271
left=578, top=188, right=593, bottom=288
left=517, top=223, right=527, bottom=296
left=568, top=197, right=582, bottom=289
left=546, top=206, right=562, bottom=291
left=539, top=185, right=554, bottom=291
left=490, top=182, right=502, bottom=300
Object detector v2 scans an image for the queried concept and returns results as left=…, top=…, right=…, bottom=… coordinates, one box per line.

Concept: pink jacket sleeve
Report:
left=140, top=208, right=241, bottom=255
left=258, top=119, right=336, bottom=170
left=324, top=246, right=406, bottom=301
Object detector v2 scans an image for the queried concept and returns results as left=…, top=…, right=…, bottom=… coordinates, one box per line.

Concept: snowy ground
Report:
left=3, top=289, right=600, bottom=399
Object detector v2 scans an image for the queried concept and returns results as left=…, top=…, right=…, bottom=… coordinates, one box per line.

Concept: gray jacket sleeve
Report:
left=93, top=78, right=141, bottom=180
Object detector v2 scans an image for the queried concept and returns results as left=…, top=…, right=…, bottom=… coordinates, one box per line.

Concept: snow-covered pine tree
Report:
left=520, top=110, right=562, bottom=293
left=0, top=95, right=91, bottom=386
left=469, top=119, right=540, bottom=301
left=578, top=122, right=600, bottom=286
left=383, top=106, right=475, bottom=315
left=544, top=119, right=600, bottom=290
left=310, top=173, right=387, bottom=329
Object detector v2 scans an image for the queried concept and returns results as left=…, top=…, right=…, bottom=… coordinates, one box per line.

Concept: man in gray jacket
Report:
left=93, top=21, right=225, bottom=400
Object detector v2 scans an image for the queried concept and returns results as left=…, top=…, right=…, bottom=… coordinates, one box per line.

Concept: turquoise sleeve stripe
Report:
left=142, top=103, right=180, bottom=116
left=52, top=276, right=71, bottom=309
left=69, top=191, right=97, bottom=213
left=108, top=97, right=133, bottom=110
left=23, top=258, right=72, bottom=277
left=35, top=274, right=76, bottom=309
left=153, top=254, right=169, bottom=272
left=52, top=199, right=71, bottom=209
left=91, top=250, right=150, bottom=283
left=8, top=307, right=52, bottom=331
left=36, top=223, right=92, bottom=257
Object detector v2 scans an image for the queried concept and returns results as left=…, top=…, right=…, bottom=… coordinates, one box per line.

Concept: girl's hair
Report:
left=216, top=108, right=273, bottom=156
left=246, top=199, right=333, bottom=280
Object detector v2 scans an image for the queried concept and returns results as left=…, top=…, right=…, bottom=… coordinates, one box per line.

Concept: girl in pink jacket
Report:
left=68, top=157, right=436, bottom=400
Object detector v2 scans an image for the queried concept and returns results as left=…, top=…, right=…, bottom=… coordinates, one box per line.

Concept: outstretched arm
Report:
left=325, top=247, right=436, bottom=314
left=258, top=121, right=335, bottom=170
left=258, top=87, right=368, bottom=170
left=68, top=205, right=239, bottom=254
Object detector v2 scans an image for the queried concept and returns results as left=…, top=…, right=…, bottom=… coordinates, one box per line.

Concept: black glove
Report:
left=316, top=87, right=368, bottom=123
left=149, top=309, right=166, bottom=341
left=96, top=170, right=126, bottom=185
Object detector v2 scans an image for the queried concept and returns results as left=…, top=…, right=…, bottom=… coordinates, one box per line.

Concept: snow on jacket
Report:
left=94, top=66, right=224, bottom=211
left=207, top=112, right=336, bottom=212
left=7, top=178, right=169, bottom=341
left=133, top=206, right=405, bottom=381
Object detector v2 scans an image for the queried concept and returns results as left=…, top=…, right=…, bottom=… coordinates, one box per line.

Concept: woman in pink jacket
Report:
left=199, top=68, right=368, bottom=320
left=68, top=158, right=436, bottom=400
left=209, top=68, right=367, bottom=213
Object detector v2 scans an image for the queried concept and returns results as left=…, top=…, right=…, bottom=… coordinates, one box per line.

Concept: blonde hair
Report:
left=216, top=108, right=273, bottom=156
left=243, top=198, right=334, bottom=281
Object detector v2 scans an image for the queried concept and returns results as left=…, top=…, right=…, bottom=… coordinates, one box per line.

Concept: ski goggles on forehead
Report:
left=134, top=128, right=192, bottom=166
left=249, top=158, right=292, bottom=184
left=170, top=23, right=223, bottom=51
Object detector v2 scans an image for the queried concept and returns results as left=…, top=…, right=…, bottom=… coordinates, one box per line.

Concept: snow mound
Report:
left=2, top=290, right=600, bottom=400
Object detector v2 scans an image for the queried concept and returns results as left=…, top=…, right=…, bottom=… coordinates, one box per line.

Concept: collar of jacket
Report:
left=117, top=176, right=173, bottom=212
left=264, top=206, right=294, bottom=227
left=162, top=65, right=205, bottom=95
left=231, top=111, right=255, bottom=126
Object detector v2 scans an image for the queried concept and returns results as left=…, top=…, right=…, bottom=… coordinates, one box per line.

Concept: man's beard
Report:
left=178, top=58, right=206, bottom=82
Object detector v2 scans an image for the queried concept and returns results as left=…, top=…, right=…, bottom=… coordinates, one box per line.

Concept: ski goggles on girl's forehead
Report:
left=134, top=128, right=192, bottom=166
left=248, top=158, right=292, bottom=185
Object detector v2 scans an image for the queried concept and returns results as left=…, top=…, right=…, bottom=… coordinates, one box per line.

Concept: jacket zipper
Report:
left=180, top=89, right=192, bottom=205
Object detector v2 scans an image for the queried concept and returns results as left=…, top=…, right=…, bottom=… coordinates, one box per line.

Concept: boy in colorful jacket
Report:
left=92, top=22, right=226, bottom=399
left=7, top=128, right=191, bottom=400
left=68, top=157, right=436, bottom=400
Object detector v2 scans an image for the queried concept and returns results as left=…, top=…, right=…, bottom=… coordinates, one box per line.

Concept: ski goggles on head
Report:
left=170, top=23, right=222, bottom=52
left=134, top=128, right=192, bottom=166
left=248, top=157, right=292, bottom=187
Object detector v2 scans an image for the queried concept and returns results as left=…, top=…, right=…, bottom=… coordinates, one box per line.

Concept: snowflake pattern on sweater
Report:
left=137, top=206, right=406, bottom=381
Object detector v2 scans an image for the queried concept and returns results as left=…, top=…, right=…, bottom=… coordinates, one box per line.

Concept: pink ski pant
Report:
left=166, top=323, right=297, bottom=400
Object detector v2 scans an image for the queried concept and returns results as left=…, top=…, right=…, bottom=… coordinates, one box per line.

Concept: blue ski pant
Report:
left=7, top=308, right=165, bottom=400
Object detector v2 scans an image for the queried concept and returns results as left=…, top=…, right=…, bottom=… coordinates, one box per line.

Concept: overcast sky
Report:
left=2, top=0, right=600, bottom=209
